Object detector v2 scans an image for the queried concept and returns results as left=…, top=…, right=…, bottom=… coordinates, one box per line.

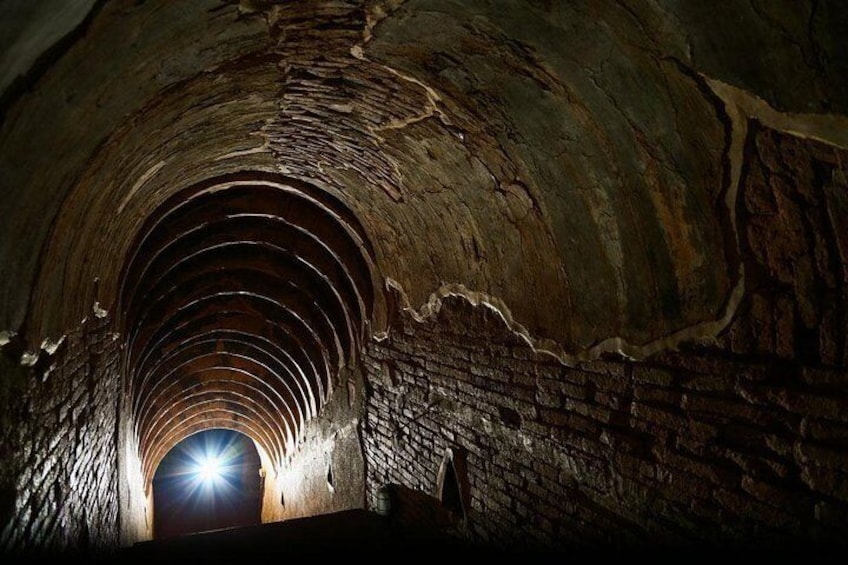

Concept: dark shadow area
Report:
left=122, top=509, right=484, bottom=561
left=440, top=463, right=463, bottom=518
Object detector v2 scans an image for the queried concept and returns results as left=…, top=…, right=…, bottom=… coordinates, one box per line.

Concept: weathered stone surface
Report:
left=365, top=0, right=732, bottom=349
left=362, top=295, right=848, bottom=549
left=0, top=0, right=751, bottom=354
left=0, top=317, right=119, bottom=553
left=724, top=124, right=848, bottom=367
left=0, top=0, right=846, bottom=555
left=652, top=0, right=848, bottom=114
left=260, top=365, right=367, bottom=524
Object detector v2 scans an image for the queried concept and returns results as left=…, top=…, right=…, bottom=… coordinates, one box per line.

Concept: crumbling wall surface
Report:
left=260, top=367, right=366, bottom=524
left=361, top=125, right=848, bottom=550
left=0, top=316, right=121, bottom=554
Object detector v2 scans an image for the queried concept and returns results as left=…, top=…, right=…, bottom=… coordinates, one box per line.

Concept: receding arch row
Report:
left=123, top=185, right=376, bottom=387
left=142, top=385, right=290, bottom=482
left=136, top=335, right=316, bottom=430
left=123, top=217, right=370, bottom=368
left=134, top=316, right=325, bottom=415
left=118, top=173, right=380, bottom=485
left=129, top=277, right=349, bottom=386
left=119, top=173, right=376, bottom=290
left=137, top=360, right=302, bottom=457
left=120, top=177, right=376, bottom=331
left=133, top=299, right=333, bottom=403
left=126, top=226, right=367, bottom=356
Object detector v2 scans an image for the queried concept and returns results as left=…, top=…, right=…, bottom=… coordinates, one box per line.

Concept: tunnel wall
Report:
left=0, top=0, right=846, bottom=554
left=0, top=315, right=121, bottom=553
left=361, top=126, right=848, bottom=549
left=362, top=305, right=848, bottom=549
left=261, top=367, right=366, bottom=523
left=117, top=394, right=152, bottom=547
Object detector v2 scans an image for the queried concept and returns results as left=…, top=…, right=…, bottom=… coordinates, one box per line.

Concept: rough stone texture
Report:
left=10, top=0, right=844, bottom=353
left=261, top=367, right=366, bottom=524
left=0, top=315, right=120, bottom=554
left=116, top=407, right=151, bottom=548
left=362, top=297, right=848, bottom=549
left=0, top=0, right=847, bottom=554
left=0, top=0, right=271, bottom=335
left=724, top=124, right=848, bottom=366
left=363, top=0, right=732, bottom=349
left=361, top=128, right=848, bottom=549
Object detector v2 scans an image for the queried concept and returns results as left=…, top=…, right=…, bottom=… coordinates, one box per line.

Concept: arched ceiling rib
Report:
left=120, top=177, right=376, bottom=483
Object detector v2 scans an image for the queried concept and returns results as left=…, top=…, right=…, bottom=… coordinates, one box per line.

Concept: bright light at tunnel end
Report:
left=154, top=430, right=248, bottom=510
left=187, top=442, right=237, bottom=491
left=196, top=455, right=223, bottom=484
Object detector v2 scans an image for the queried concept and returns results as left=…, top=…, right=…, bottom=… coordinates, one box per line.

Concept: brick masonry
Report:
left=0, top=315, right=120, bottom=554
left=0, top=123, right=843, bottom=552
left=360, top=127, right=848, bottom=550
left=261, top=366, right=366, bottom=524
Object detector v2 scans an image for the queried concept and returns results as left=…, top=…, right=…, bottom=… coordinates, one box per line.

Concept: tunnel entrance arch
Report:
left=152, top=429, right=262, bottom=538
left=117, top=173, right=380, bottom=523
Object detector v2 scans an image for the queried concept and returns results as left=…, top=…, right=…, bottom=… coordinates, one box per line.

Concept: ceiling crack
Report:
left=351, top=46, right=453, bottom=137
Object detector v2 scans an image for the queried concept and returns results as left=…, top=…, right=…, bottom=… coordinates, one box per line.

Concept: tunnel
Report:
left=1, top=0, right=848, bottom=558
left=152, top=429, right=263, bottom=539
left=119, top=174, right=377, bottom=488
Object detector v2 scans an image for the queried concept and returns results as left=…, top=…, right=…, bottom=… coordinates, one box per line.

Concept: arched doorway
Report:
left=152, top=429, right=262, bottom=539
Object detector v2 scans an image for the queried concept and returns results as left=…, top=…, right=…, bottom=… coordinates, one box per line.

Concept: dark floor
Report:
left=122, top=509, right=479, bottom=560
left=3, top=510, right=838, bottom=563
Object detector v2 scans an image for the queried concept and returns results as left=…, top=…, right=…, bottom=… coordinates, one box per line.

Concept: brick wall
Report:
left=261, top=366, right=366, bottom=524
left=0, top=315, right=120, bottom=554
left=362, top=298, right=848, bottom=550
left=361, top=127, right=848, bottom=550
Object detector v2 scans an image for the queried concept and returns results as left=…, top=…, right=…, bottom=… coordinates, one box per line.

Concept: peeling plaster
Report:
left=379, top=70, right=754, bottom=366
left=10, top=301, right=113, bottom=371
left=41, top=362, right=57, bottom=381
left=93, top=301, right=108, bottom=319
left=350, top=41, right=452, bottom=135
left=384, top=273, right=747, bottom=367
left=0, top=330, right=15, bottom=346
left=349, top=37, right=454, bottom=203
left=380, top=69, right=848, bottom=367
left=12, top=314, right=87, bottom=372
left=362, top=0, right=406, bottom=46
left=705, top=77, right=848, bottom=151
left=20, top=350, right=39, bottom=367
left=214, top=118, right=275, bottom=161
left=39, top=335, right=65, bottom=356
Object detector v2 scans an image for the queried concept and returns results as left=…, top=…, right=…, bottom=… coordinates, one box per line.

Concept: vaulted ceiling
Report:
left=2, top=0, right=846, bottom=479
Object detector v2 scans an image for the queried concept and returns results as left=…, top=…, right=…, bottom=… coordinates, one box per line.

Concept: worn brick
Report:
left=741, top=475, right=811, bottom=514
left=0, top=322, right=120, bottom=553
left=800, top=417, right=848, bottom=445
left=632, top=366, right=677, bottom=387
left=633, top=385, right=680, bottom=407
left=631, top=401, right=686, bottom=430
left=771, top=390, right=848, bottom=422
left=363, top=249, right=848, bottom=550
